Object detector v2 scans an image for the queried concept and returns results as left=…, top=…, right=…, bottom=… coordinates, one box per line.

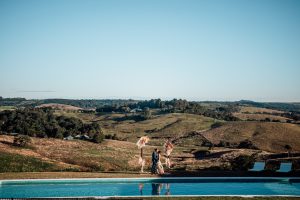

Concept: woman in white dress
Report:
left=164, top=139, right=174, bottom=168
left=136, top=136, right=149, bottom=173
left=157, top=151, right=164, bottom=175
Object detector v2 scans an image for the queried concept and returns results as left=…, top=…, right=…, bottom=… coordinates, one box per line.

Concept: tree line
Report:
left=0, top=108, right=104, bottom=143
left=0, top=97, right=138, bottom=109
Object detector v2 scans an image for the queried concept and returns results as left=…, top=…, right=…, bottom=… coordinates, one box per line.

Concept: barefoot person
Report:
left=164, top=139, right=174, bottom=168
left=157, top=150, right=164, bottom=175
left=151, top=148, right=158, bottom=174
left=136, top=136, right=149, bottom=173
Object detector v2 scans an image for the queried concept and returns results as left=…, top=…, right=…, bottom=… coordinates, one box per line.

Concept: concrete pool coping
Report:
left=1, top=176, right=300, bottom=183
left=1, top=170, right=299, bottom=180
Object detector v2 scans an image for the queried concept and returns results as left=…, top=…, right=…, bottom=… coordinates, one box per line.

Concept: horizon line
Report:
left=1, top=96, right=299, bottom=103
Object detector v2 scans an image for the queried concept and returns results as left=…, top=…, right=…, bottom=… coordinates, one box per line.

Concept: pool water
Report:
left=0, top=177, right=300, bottom=198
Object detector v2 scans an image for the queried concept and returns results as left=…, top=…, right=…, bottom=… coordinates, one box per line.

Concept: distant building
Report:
left=64, top=135, right=74, bottom=140
left=81, top=135, right=90, bottom=140
left=74, top=134, right=81, bottom=139
left=73, top=134, right=90, bottom=140
left=130, top=108, right=143, bottom=113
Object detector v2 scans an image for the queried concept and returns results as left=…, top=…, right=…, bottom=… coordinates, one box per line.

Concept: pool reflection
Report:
left=139, top=183, right=171, bottom=196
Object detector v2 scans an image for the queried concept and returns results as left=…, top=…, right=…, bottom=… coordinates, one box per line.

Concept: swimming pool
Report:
left=0, top=177, right=300, bottom=198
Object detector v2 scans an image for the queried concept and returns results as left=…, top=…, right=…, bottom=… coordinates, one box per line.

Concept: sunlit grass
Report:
left=0, top=152, right=57, bottom=172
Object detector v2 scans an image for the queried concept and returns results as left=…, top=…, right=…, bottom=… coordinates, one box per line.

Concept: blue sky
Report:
left=0, top=0, right=300, bottom=102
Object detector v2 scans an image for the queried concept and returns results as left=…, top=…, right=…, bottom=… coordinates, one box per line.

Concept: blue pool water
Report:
left=0, top=177, right=300, bottom=198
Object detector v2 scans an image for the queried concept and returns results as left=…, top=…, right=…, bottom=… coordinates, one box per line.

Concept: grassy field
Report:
left=0, top=172, right=155, bottom=179
left=233, top=106, right=288, bottom=122
left=0, top=106, right=15, bottom=111
left=233, top=113, right=288, bottom=122
left=0, top=135, right=142, bottom=172
left=202, top=121, right=300, bottom=152
left=1, top=107, right=300, bottom=174
left=54, top=111, right=215, bottom=144
left=0, top=134, right=264, bottom=173
left=37, top=103, right=83, bottom=111
left=239, top=106, right=284, bottom=114
left=0, top=151, right=57, bottom=172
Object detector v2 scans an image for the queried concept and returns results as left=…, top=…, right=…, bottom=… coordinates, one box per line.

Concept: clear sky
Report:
left=0, top=0, right=300, bottom=102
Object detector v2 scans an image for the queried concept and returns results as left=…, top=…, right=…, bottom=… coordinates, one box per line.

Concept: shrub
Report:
left=104, top=134, right=118, bottom=140
left=217, top=140, right=226, bottom=147
left=193, top=149, right=210, bottom=159
left=112, top=133, right=118, bottom=140
left=13, top=135, right=31, bottom=147
left=230, top=155, right=255, bottom=170
left=92, top=132, right=104, bottom=143
left=211, top=121, right=225, bottom=129
left=265, top=118, right=271, bottom=122
left=272, top=119, right=280, bottom=122
left=105, top=134, right=113, bottom=139
left=238, top=139, right=258, bottom=149
left=202, top=141, right=213, bottom=148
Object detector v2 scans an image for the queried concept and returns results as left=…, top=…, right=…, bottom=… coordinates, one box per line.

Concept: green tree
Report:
left=92, top=132, right=104, bottom=143
left=230, top=155, right=255, bottom=170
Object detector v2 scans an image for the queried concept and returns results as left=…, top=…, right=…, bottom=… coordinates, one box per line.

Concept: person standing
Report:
left=164, top=139, right=174, bottom=168
left=136, top=136, right=149, bottom=173
left=157, top=151, right=165, bottom=175
left=151, top=148, right=158, bottom=174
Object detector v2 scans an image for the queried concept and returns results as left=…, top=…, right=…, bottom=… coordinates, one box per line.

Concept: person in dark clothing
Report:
left=151, top=148, right=158, bottom=174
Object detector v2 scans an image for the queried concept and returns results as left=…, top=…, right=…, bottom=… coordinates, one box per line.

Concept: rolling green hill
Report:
left=202, top=121, right=300, bottom=153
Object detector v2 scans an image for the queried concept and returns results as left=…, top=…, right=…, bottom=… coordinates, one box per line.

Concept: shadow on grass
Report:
left=193, top=150, right=234, bottom=160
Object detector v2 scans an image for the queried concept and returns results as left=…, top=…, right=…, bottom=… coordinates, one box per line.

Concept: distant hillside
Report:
left=0, top=97, right=139, bottom=109
left=94, top=113, right=215, bottom=145
left=202, top=121, right=300, bottom=153
left=1, top=97, right=300, bottom=112
left=237, top=100, right=300, bottom=112
left=238, top=106, right=284, bottom=114
left=36, top=103, right=83, bottom=111
left=232, top=106, right=289, bottom=122
left=0, top=135, right=138, bottom=172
